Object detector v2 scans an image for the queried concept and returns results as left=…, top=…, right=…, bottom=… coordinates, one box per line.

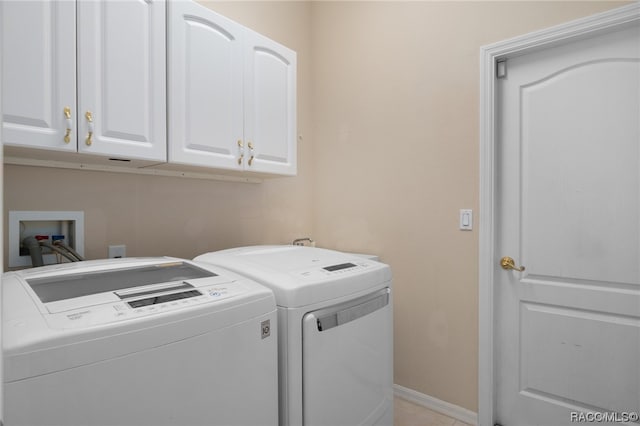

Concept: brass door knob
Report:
left=500, top=256, right=525, bottom=272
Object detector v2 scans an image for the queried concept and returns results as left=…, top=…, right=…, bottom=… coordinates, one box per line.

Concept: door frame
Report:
left=478, top=4, right=640, bottom=426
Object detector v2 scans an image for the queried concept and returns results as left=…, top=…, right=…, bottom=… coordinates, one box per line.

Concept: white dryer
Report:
left=2, top=257, right=278, bottom=426
left=194, top=246, right=393, bottom=426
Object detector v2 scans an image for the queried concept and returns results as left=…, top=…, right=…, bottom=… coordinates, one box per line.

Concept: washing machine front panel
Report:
left=4, top=310, right=278, bottom=426
left=302, top=288, right=393, bottom=426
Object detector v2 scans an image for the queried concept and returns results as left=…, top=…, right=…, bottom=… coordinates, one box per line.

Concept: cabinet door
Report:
left=77, top=0, right=166, bottom=161
left=243, top=30, right=297, bottom=175
left=1, top=1, right=76, bottom=152
left=168, top=1, right=244, bottom=170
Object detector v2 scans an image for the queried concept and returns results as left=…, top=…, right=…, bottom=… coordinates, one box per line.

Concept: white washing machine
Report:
left=2, top=257, right=278, bottom=426
left=194, top=246, right=393, bottom=426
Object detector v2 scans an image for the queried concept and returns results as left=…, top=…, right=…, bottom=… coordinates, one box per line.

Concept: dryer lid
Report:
left=194, top=246, right=392, bottom=307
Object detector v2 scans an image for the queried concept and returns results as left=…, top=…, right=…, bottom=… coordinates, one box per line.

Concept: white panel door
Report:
left=1, top=1, right=76, bottom=152
left=244, top=30, right=297, bottom=175
left=495, top=24, right=640, bottom=426
left=168, top=1, right=243, bottom=170
left=77, top=0, right=166, bottom=161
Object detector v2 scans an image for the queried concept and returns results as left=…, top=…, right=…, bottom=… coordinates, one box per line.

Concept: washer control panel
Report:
left=45, top=283, right=244, bottom=329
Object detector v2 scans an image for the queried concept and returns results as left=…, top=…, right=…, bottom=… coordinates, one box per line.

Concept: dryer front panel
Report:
left=302, top=288, right=393, bottom=426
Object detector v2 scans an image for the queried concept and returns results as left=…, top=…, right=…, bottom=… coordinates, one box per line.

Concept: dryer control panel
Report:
left=297, top=259, right=373, bottom=280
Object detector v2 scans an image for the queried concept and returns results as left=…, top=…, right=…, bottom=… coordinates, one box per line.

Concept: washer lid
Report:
left=2, top=258, right=276, bottom=381
left=27, top=261, right=215, bottom=305
left=194, top=246, right=392, bottom=308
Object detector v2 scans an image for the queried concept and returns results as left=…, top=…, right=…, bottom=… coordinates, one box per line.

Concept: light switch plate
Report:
left=460, top=209, right=473, bottom=231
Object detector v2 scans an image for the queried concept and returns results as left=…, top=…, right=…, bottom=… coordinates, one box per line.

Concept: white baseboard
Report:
left=393, top=384, right=478, bottom=426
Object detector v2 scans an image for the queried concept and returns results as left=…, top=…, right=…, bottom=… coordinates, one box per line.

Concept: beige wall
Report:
left=307, top=0, right=625, bottom=412
left=2, top=0, right=626, bottom=414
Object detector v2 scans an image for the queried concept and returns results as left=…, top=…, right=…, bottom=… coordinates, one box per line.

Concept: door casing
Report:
left=478, top=4, right=640, bottom=426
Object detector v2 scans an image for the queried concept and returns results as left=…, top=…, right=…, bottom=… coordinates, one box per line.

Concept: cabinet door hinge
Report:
left=496, top=59, right=507, bottom=79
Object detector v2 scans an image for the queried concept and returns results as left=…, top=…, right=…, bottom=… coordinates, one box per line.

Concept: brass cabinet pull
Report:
left=237, top=139, right=244, bottom=165
left=248, top=141, right=254, bottom=166
left=63, top=107, right=72, bottom=143
left=85, top=111, right=94, bottom=146
left=500, top=256, right=525, bottom=272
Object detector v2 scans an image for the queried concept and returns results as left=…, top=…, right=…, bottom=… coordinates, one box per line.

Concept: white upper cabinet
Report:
left=77, top=1, right=166, bottom=161
left=2, top=0, right=166, bottom=162
left=168, top=1, right=244, bottom=170
left=3, top=0, right=295, bottom=176
left=244, top=30, right=297, bottom=176
left=1, top=1, right=77, bottom=152
left=168, top=1, right=297, bottom=176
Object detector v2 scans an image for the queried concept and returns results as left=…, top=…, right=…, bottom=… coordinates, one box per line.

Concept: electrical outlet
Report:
left=108, top=245, right=126, bottom=258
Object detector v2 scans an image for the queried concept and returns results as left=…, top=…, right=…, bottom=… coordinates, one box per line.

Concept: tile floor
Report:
left=394, top=397, right=473, bottom=426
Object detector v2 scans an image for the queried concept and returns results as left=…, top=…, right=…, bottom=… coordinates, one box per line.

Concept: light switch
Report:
left=460, top=209, right=473, bottom=231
